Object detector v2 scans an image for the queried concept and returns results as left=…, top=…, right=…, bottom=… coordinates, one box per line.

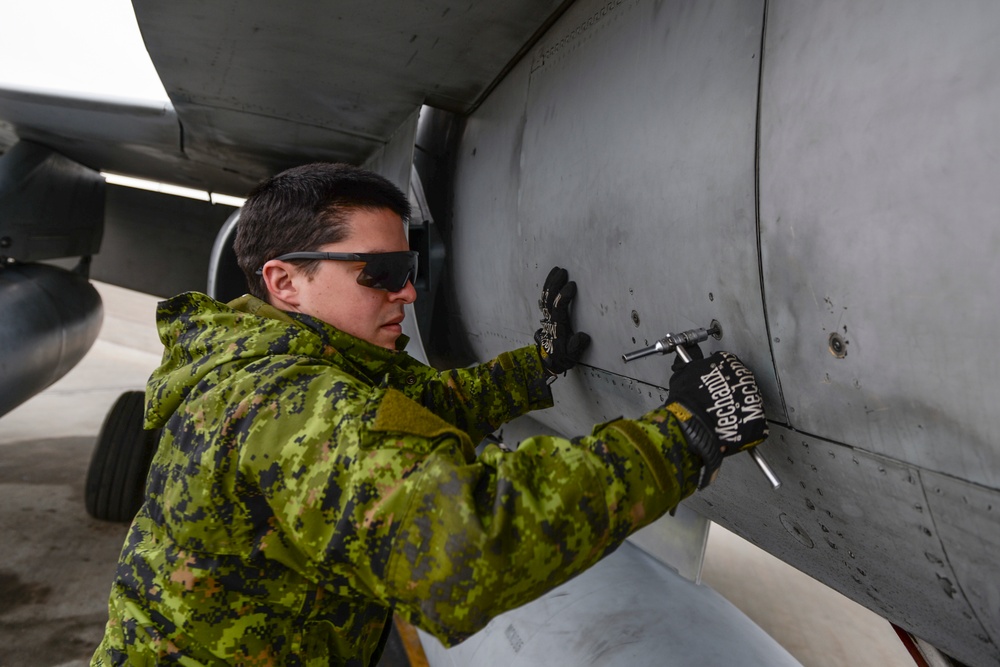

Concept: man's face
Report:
left=291, top=208, right=416, bottom=349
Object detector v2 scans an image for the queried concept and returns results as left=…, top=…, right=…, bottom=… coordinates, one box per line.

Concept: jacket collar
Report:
left=228, top=294, right=411, bottom=382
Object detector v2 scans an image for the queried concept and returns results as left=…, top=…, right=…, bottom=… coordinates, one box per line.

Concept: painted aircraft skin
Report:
left=1, top=1, right=998, bottom=665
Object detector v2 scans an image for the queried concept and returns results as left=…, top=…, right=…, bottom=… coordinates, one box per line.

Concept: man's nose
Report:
left=389, top=279, right=417, bottom=304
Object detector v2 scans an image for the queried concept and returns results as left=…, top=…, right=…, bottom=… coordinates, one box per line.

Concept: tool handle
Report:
left=749, top=447, right=781, bottom=490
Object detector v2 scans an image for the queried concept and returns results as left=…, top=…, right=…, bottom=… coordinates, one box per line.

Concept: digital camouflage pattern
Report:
left=92, top=292, right=702, bottom=666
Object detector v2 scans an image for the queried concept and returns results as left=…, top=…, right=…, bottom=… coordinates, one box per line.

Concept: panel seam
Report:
left=915, top=467, right=999, bottom=654
left=754, top=0, right=790, bottom=425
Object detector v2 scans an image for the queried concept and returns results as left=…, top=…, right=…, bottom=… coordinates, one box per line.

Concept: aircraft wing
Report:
left=2, top=1, right=569, bottom=193
left=129, top=0, right=569, bottom=192
left=0, top=86, right=188, bottom=187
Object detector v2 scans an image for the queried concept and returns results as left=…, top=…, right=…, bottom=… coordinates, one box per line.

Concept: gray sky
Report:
left=0, top=0, right=168, bottom=103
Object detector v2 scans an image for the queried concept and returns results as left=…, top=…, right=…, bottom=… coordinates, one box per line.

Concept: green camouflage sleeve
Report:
left=389, top=345, right=553, bottom=443
left=246, top=382, right=702, bottom=647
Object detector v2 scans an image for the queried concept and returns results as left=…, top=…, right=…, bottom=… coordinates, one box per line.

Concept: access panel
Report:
left=450, top=0, right=779, bottom=434
left=758, top=0, right=1000, bottom=488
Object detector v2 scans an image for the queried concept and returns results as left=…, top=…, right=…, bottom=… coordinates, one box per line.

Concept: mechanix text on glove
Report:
left=698, top=352, right=766, bottom=448
left=665, top=350, right=768, bottom=487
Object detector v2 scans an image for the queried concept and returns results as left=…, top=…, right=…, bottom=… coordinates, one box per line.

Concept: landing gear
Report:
left=85, top=391, right=159, bottom=522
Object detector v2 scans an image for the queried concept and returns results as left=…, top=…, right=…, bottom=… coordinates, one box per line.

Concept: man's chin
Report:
left=373, top=326, right=402, bottom=350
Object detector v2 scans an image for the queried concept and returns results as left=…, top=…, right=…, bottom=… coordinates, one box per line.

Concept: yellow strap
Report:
left=393, top=614, right=430, bottom=667
left=664, top=402, right=693, bottom=423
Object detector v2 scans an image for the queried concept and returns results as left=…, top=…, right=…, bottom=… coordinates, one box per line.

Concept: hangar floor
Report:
left=0, top=282, right=914, bottom=666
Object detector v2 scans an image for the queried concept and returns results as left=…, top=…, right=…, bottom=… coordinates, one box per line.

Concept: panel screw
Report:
left=709, top=319, right=723, bottom=340
left=0, top=236, right=11, bottom=249
left=829, top=332, right=847, bottom=358
left=631, top=310, right=640, bottom=327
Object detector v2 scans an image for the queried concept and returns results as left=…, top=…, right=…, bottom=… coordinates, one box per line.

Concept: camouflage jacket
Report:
left=93, top=292, right=701, bottom=666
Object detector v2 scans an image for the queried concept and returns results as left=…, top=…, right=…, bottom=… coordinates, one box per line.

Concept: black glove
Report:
left=534, top=266, right=591, bottom=376
left=671, top=342, right=704, bottom=372
left=665, top=350, right=768, bottom=488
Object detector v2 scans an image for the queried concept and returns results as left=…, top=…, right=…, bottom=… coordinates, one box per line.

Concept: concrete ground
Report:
left=0, top=282, right=914, bottom=666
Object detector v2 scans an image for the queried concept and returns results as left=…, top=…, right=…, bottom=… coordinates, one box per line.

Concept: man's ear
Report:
left=260, top=261, right=301, bottom=308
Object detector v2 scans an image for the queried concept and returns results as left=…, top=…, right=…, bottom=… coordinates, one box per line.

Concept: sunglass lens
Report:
left=358, top=252, right=418, bottom=291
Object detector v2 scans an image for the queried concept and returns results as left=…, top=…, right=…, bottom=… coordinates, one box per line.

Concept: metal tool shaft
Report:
left=750, top=448, right=781, bottom=490
left=622, top=326, right=716, bottom=363
left=621, top=339, right=671, bottom=363
left=673, top=343, right=693, bottom=364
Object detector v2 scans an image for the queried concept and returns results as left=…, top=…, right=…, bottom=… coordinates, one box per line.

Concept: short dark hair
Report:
left=234, top=163, right=411, bottom=301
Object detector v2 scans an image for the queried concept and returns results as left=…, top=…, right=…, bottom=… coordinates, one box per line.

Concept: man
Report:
left=93, top=163, right=768, bottom=665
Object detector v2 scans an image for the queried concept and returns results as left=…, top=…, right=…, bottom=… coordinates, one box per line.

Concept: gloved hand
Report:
left=664, top=349, right=768, bottom=488
left=534, top=267, right=591, bottom=376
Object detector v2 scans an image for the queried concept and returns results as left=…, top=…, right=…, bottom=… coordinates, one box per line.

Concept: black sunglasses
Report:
left=257, top=251, right=419, bottom=292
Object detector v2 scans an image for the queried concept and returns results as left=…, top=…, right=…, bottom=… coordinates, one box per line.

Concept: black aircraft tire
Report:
left=85, top=390, right=159, bottom=522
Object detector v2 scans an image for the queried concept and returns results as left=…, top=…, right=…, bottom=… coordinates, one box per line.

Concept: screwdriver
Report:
left=623, top=325, right=781, bottom=490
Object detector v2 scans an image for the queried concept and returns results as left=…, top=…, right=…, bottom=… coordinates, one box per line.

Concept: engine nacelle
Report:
left=0, top=262, right=103, bottom=418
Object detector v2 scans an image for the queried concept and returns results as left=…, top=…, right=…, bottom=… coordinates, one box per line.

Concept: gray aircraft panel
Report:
left=758, top=1, right=1000, bottom=488
left=362, top=108, right=422, bottom=207
left=446, top=1, right=1000, bottom=663
left=161, top=105, right=383, bottom=191
left=921, top=469, right=1000, bottom=655
left=134, top=0, right=565, bottom=117
left=0, top=87, right=261, bottom=194
left=450, top=56, right=534, bottom=352
left=452, top=0, right=784, bottom=420
left=0, top=87, right=207, bottom=186
left=685, top=424, right=1000, bottom=667
left=0, top=88, right=175, bottom=148
left=131, top=0, right=567, bottom=179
